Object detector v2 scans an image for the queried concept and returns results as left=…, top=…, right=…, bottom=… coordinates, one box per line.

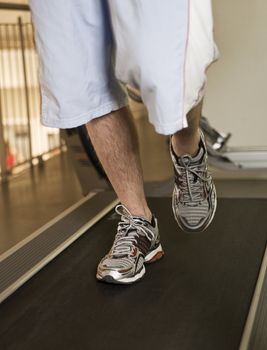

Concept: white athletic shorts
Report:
left=29, top=0, right=219, bottom=135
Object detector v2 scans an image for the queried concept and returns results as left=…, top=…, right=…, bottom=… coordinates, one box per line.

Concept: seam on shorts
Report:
left=41, top=99, right=128, bottom=129
left=182, top=2, right=220, bottom=125
left=184, top=42, right=220, bottom=119
left=180, top=0, right=191, bottom=130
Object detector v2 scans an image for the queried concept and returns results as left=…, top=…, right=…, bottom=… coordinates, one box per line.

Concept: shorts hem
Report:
left=152, top=119, right=187, bottom=136
left=41, top=99, right=129, bottom=129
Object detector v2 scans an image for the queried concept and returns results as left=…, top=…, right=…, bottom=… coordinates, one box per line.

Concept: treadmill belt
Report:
left=1, top=198, right=267, bottom=350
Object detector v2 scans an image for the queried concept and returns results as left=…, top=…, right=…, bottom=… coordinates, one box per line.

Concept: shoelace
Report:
left=177, top=156, right=211, bottom=204
left=110, top=204, right=154, bottom=257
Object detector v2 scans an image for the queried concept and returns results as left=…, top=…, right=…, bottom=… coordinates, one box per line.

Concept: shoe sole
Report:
left=172, top=186, right=217, bottom=233
left=96, top=244, right=164, bottom=285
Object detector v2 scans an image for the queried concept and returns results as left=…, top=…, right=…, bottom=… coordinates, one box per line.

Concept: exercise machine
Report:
left=127, top=86, right=267, bottom=170
left=0, top=112, right=267, bottom=350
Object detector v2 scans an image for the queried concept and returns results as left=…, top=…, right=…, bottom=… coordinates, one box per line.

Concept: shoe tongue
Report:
left=192, top=145, right=205, bottom=163
left=178, top=145, right=204, bottom=166
left=131, top=215, right=152, bottom=226
left=118, top=205, right=153, bottom=227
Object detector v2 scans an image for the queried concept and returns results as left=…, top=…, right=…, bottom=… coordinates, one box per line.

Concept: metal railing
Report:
left=0, top=4, right=61, bottom=181
left=0, top=2, right=30, bottom=12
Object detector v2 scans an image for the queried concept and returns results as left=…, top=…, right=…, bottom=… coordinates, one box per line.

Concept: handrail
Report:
left=0, top=2, right=30, bottom=11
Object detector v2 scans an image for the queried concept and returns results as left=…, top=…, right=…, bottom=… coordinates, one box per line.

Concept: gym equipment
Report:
left=127, top=85, right=267, bottom=170
left=1, top=4, right=266, bottom=349
left=0, top=195, right=267, bottom=350
left=60, top=127, right=110, bottom=195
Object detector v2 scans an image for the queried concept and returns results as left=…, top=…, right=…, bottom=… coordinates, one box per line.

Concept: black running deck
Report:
left=0, top=198, right=267, bottom=350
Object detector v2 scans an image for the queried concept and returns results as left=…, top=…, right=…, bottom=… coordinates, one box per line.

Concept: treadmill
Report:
left=0, top=126, right=267, bottom=350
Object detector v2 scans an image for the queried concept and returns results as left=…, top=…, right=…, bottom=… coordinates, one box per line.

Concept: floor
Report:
left=0, top=153, right=82, bottom=255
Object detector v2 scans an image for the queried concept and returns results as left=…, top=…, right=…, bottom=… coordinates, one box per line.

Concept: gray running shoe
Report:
left=170, top=130, right=217, bottom=233
left=97, top=204, right=164, bottom=284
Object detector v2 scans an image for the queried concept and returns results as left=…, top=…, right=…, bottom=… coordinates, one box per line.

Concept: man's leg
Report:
left=170, top=98, right=217, bottom=233
left=86, top=106, right=152, bottom=222
left=87, top=106, right=164, bottom=284
left=171, top=98, right=203, bottom=157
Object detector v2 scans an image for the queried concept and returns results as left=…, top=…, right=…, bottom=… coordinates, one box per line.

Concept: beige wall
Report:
left=204, top=0, right=267, bottom=147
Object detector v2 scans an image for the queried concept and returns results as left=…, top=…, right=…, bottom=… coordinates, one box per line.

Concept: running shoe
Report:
left=97, top=204, right=164, bottom=284
left=170, top=130, right=217, bottom=232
